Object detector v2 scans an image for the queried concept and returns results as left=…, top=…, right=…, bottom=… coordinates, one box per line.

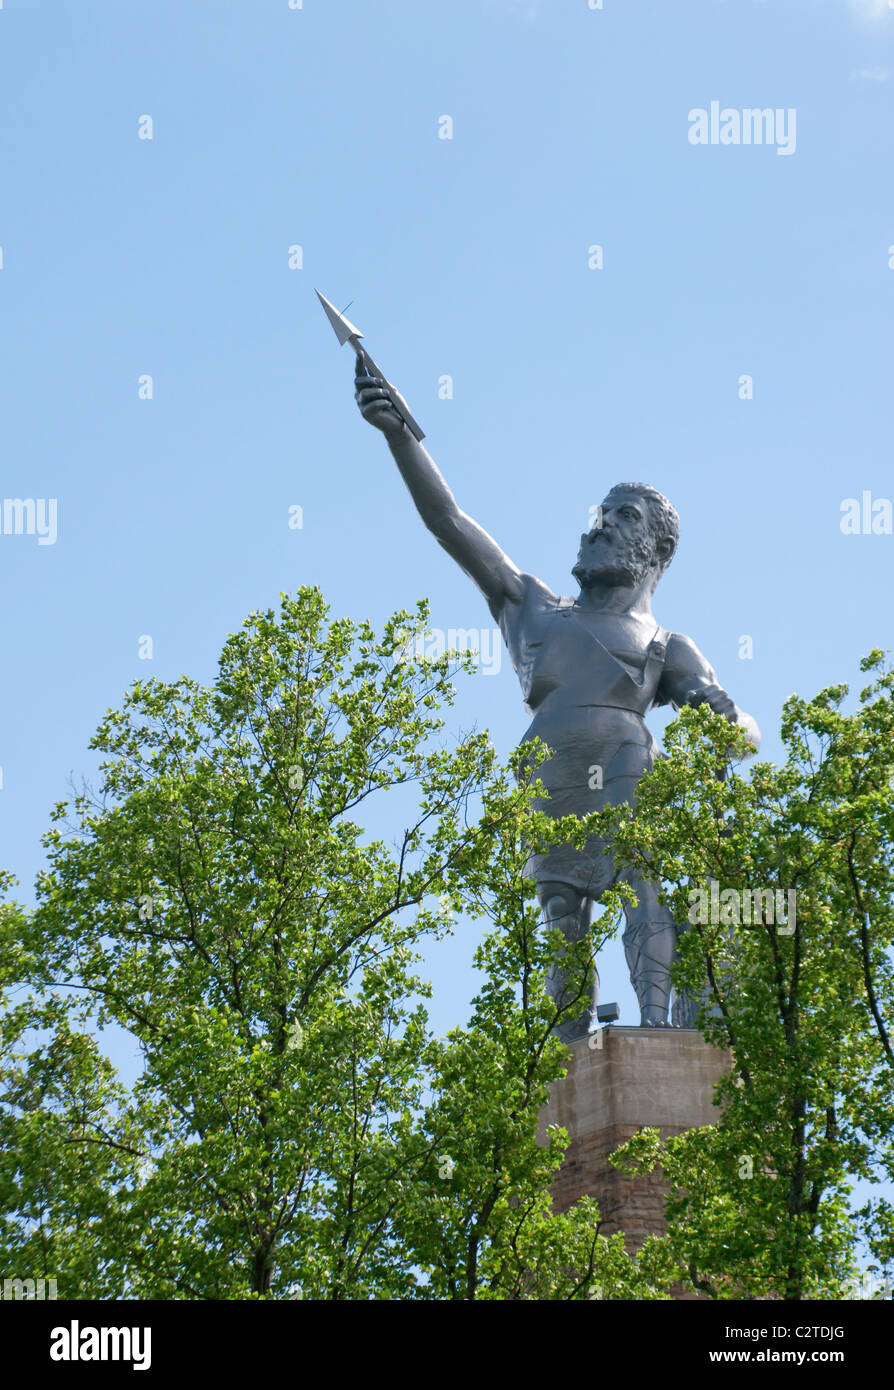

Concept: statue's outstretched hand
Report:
left=354, top=360, right=409, bottom=440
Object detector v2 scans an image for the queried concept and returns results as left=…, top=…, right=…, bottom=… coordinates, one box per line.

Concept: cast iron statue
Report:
left=353, top=363, right=760, bottom=1038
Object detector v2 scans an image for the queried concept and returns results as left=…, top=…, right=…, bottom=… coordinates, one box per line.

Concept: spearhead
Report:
left=315, top=289, right=425, bottom=442
left=315, top=289, right=364, bottom=348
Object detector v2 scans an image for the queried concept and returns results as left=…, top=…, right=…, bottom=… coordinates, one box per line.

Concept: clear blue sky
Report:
left=1, top=0, right=892, bottom=1220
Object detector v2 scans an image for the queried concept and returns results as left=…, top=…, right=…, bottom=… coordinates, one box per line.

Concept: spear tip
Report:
left=315, top=289, right=364, bottom=347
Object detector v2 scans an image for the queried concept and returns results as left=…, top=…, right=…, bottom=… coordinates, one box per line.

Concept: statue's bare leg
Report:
left=538, top=880, right=597, bottom=1043
left=621, top=875, right=677, bottom=1027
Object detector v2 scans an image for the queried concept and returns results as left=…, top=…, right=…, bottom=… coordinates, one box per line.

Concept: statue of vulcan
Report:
left=354, top=363, right=760, bottom=1038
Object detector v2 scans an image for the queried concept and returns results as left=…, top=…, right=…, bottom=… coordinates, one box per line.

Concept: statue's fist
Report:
left=354, top=366, right=407, bottom=439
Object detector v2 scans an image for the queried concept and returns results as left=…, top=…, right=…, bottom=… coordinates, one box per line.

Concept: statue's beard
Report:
left=572, top=532, right=657, bottom=589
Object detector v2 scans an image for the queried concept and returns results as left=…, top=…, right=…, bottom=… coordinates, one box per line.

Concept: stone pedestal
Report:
left=539, top=1026, right=730, bottom=1253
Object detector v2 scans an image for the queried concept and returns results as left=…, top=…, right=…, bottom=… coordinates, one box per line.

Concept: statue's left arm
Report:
left=656, top=633, right=761, bottom=755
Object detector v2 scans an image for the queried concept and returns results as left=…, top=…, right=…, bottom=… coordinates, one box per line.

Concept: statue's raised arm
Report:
left=355, top=363, right=524, bottom=620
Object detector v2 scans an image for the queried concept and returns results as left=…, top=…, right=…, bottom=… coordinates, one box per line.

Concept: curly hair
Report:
left=602, top=482, right=680, bottom=574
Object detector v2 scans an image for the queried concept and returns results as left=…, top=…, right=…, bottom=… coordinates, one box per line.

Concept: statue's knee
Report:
left=540, top=882, right=580, bottom=924
left=545, top=893, right=574, bottom=924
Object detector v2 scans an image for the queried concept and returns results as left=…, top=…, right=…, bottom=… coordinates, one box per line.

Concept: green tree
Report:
left=603, top=653, right=894, bottom=1299
left=0, top=588, right=672, bottom=1300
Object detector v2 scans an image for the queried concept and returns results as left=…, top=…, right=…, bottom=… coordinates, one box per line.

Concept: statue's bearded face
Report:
left=572, top=492, right=660, bottom=589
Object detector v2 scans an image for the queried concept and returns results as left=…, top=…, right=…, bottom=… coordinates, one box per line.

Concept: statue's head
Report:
left=572, top=483, right=679, bottom=594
